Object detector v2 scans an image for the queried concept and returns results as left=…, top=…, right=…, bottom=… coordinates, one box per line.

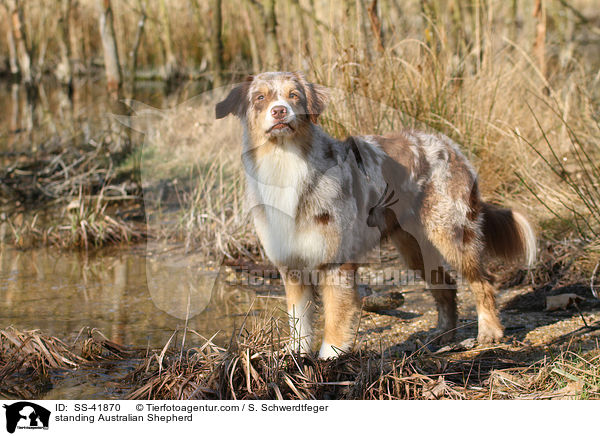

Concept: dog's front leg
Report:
left=282, top=270, right=315, bottom=356
left=318, top=265, right=361, bottom=359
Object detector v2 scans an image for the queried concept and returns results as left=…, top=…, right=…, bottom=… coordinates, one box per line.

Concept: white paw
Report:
left=318, top=342, right=343, bottom=359
left=477, top=314, right=504, bottom=344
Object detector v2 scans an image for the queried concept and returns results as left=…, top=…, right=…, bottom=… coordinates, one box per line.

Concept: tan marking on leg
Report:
left=318, top=266, right=361, bottom=358
left=454, top=243, right=503, bottom=344
left=426, top=227, right=504, bottom=344
left=469, top=279, right=504, bottom=343
left=282, top=270, right=315, bottom=355
left=427, top=271, right=458, bottom=340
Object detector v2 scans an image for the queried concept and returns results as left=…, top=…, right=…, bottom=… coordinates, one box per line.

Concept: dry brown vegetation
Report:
left=1, top=1, right=599, bottom=400
left=1, top=122, right=146, bottom=249
left=1, top=321, right=599, bottom=400
left=1, top=1, right=598, bottom=261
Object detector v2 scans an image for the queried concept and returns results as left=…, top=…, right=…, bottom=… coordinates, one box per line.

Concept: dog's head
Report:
left=215, top=72, right=328, bottom=143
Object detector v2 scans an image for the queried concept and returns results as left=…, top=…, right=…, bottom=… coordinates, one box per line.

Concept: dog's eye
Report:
left=256, top=95, right=264, bottom=101
left=289, top=91, right=299, bottom=99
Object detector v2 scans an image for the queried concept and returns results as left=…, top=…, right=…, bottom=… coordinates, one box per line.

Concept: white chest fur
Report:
left=245, top=144, right=326, bottom=267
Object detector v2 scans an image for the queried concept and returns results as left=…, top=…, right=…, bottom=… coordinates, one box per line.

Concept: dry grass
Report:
left=1, top=122, right=146, bottom=249
left=123, top=319, right=600, bottom=400
left=130, top=1, right=600, bottom=265
left=123, top=97, right=258, bottom=259
left=487, top=348, right=600, bottom=399
left=124, top=323, right=469, bottom=400
left=2, top=1, right=599, bottom=261
left=0, top=327, right=135, bottom=398
left=3, top=194, right=146, bottom=250
left=0, top=327, right=83, bottom=398
left=2, top=321, right=598, bottom=400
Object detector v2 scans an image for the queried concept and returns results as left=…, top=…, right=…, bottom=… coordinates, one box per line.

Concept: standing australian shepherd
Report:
left=216, top=72, right=536, bottom=359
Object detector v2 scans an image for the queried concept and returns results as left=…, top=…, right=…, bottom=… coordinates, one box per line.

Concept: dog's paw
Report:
left=318, top=342, right=344, bottom=360
left=477, top=324, right=504, bottom=344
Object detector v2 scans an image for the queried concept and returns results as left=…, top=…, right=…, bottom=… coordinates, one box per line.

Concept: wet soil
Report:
left=2, top=242, right=599, bottom=399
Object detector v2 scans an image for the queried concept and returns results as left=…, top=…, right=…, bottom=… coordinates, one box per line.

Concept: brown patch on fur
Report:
left=294, top=73, right=328, bottom=123
left=462, top=226, right=476, bottom=245
left=466, top=180, right=481, bottom=221
left=481, top=202, right=525, bottom=260
left=419, top=180, right=436, bottom=224
left=414, top=145, right=430, bottom=176
left=294, top=194, right=340, bottom=267
left=315, top=212, right=331, bottom=225
left=446, top=147, right=474, bottom=200
left=215, top=76, right=253, bottom=119
left=377, top=133, right=429, bottom=178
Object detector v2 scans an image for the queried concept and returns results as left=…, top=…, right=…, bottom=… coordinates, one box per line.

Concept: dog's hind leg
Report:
left=318, top=265, right=361, bottom=359
left=425, top=263, right=458, bottom=343
left=389, top=226, right=458, bottom=343
left=425, top=227, right=503, bottom=344
left=282, top=270, right=316, bottom=356
left=461, top=257, right=504, bottom=344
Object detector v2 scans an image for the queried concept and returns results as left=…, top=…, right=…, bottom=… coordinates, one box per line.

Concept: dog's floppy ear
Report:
left=294, top=72, right=328, bottom=123
left=306, top=82, right=328, bottom=123
left=215, top=76, right=253, bottom=119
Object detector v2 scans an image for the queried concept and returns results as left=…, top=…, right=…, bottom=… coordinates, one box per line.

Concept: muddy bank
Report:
left=2, top=314, right=598, bottom=400
left=2, top=255, right=599, bottom=400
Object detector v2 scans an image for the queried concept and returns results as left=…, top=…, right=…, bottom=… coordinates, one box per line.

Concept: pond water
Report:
left=0, top=244, right=284, bottom=349
left=0, top=77, right=210, bottom=153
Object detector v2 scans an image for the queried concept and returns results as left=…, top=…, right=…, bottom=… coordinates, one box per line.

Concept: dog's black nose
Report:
left=271, top=105, right=287, bottom=119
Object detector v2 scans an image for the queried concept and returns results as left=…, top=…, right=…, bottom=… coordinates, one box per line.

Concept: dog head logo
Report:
left=3, top=402, right=50, bottom=433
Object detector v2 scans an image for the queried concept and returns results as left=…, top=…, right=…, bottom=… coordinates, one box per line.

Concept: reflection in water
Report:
left=0, top=245, right=284, bottom=348
left=145, top=247, right=217, bottom=320
left=0, top=78, right=211, bottom=154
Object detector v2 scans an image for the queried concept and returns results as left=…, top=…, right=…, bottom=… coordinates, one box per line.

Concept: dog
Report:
left=215, top=71, right=536, bottom=359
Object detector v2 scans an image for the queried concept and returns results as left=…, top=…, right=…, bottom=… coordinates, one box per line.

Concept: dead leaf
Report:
left=422, top=376, right=451, bottom=399
left=551, top=380, right=584, bottom=400
left=545, top=293, right=585, bottom=311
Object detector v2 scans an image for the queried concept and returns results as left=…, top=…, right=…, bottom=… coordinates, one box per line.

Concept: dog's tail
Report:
left=481, top=202, right=536, bottom=267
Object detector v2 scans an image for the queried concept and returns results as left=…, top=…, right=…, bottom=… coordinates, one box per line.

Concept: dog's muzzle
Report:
left=267, top=122, right=294, bottom=133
